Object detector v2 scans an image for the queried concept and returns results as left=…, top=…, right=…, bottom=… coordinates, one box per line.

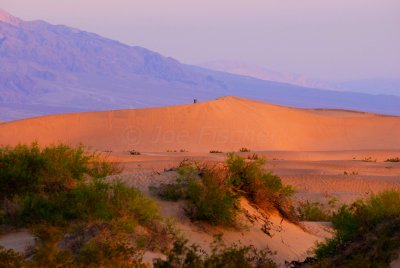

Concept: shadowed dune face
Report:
left=0, top=96, right=399, bottom=152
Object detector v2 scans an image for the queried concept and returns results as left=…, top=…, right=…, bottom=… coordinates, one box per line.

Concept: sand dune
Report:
left=0, top=96, right=399, bottom=152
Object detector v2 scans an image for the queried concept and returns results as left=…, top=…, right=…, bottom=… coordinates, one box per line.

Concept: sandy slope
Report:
left=0, top=96, right=399, bottom=152
left=391, top=252, right=400, bottom=268
left=0, top=230, right=35, bottom=253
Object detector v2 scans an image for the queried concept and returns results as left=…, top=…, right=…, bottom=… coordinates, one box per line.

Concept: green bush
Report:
left=0, top=143, right=121, bottom=200
left=153, top=154, right=296, bottom=225
left=150, top=159, right=197, bottom=201
left=312, top=190, right=400, bottom=266
left=153, top=160, right=238, bottom=225
left=153, top=235, right=277, bottom=268
left=0, top=143, right=170, bottom=267
left=1, top=225, right=150, bottom=268
left=18, top=178, right=159, bottom=227
left=77, top=239, right=147, bottom=268
left=296, top=200, right=332, bottom=221
left=226, top=153, right=295, bottom=221
left=150, top=183, right=187, bottom=201
left=184, top=168, right=238, bottom=225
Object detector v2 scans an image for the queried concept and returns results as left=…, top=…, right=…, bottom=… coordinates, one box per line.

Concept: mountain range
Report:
left=1, top=9, right=400, bottom=121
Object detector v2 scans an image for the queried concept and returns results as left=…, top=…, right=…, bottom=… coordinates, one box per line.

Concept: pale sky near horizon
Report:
left=1, top=0, right=399, bottom=81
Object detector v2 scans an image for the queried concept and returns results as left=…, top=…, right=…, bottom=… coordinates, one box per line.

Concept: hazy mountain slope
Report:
left=201, top=60, right=335, bottom=90
left=1, top=97, right=399, bottom=152
left=191, top=66, right=400, bottom=115
left=1, top=9, right=400, bottom=121
left=338, top=78, right=400, bottom=96
left=202, top=61, right=400, bottom=97
left=0, top=9, right=228, bottom=119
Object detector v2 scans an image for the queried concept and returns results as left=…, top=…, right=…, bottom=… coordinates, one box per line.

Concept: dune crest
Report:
left=0, top=96, right=399, bottom=152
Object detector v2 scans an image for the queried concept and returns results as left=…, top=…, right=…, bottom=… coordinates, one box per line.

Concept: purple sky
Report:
left=2, top=0, right=399, bottom=81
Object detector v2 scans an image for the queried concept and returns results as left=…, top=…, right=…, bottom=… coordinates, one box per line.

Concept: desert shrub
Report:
left=296, top=198, right=338, bottom=221
left=343, top=170, right=358, bottom=175
left=153, top=160, right=238, bottom=225
left=12, top=178, right=164, bottom=266
left=362, top=156, right=376, bottom=162
left=165, top=149, right=188, bottom=153
left=226, top=153, right=295, bottom=221
left=0, top=143, right=121, bottom=200
left=247, top=153, right=261, bottom=160
left=0, top=143, right=123, bottom=226
left=0, top=143, right=170, bottom=267
left=385, top=157, right=400, bottom=162
left=150, top=160, right=198, bottom=201
left=0, top=246, right=25, bottom=268
left=150, top=183, right=186, bottom=201
left=28, top=225, right=75, bottom=267
left=312, top=190, right=400, bottom=266
left=11, top=223, right=151, bottom=268
left=18, top=178, right=159, bottom=227
left=296, top=201, right=331, bottom=221
left=129, top=149, right=141, bottom=155
left=176, top=159, right=199, bottom=182
left=153, top=154, right=295, bottom=225
left=153, top=236, right=277, bottom=268
left=209, top=150, right=223, bottom=153
left=0, top=143, right=44, bottom=200
left=184, top=168, right=238, bottom=225
left=75, top=233, right=147, bottom=267
left=2, top=236, right=148, bottom=268
left=239, top=147, right=251, bottom=152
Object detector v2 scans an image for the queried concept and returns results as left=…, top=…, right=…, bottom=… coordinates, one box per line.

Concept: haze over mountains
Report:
left=1, top=9, right=400, bottom=121
left=202, top=60, right=400, bottom=96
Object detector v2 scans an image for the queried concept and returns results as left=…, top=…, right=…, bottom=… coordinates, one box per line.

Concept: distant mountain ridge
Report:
left=338, top=78, right=400, bottom=96
left=201, top=60, right=400, bottom=96
left=0, top=9, right=21, bottom=26
left=200, top=60, right=336, bottom=90
left=1, top=9, right=400, bottom=121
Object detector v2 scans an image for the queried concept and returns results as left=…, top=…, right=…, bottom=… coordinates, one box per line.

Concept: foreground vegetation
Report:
left=154, top=235, right=277, bottom=268
left=0, top=143, right=167, bottom=266
left=152, top=153, right=295, bottom=226
left=0, top=144, right=279, bottom=267
left=305, top=190, right=400, bottom=267
left=296, top=198, right=338, bottom=222
left=2, top=143, right=398, bottom=266
left=0, top=235, right=278, bottom=268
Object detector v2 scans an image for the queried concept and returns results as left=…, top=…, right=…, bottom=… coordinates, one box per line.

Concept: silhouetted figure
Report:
left=194, top=99, right=197, bottom=104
